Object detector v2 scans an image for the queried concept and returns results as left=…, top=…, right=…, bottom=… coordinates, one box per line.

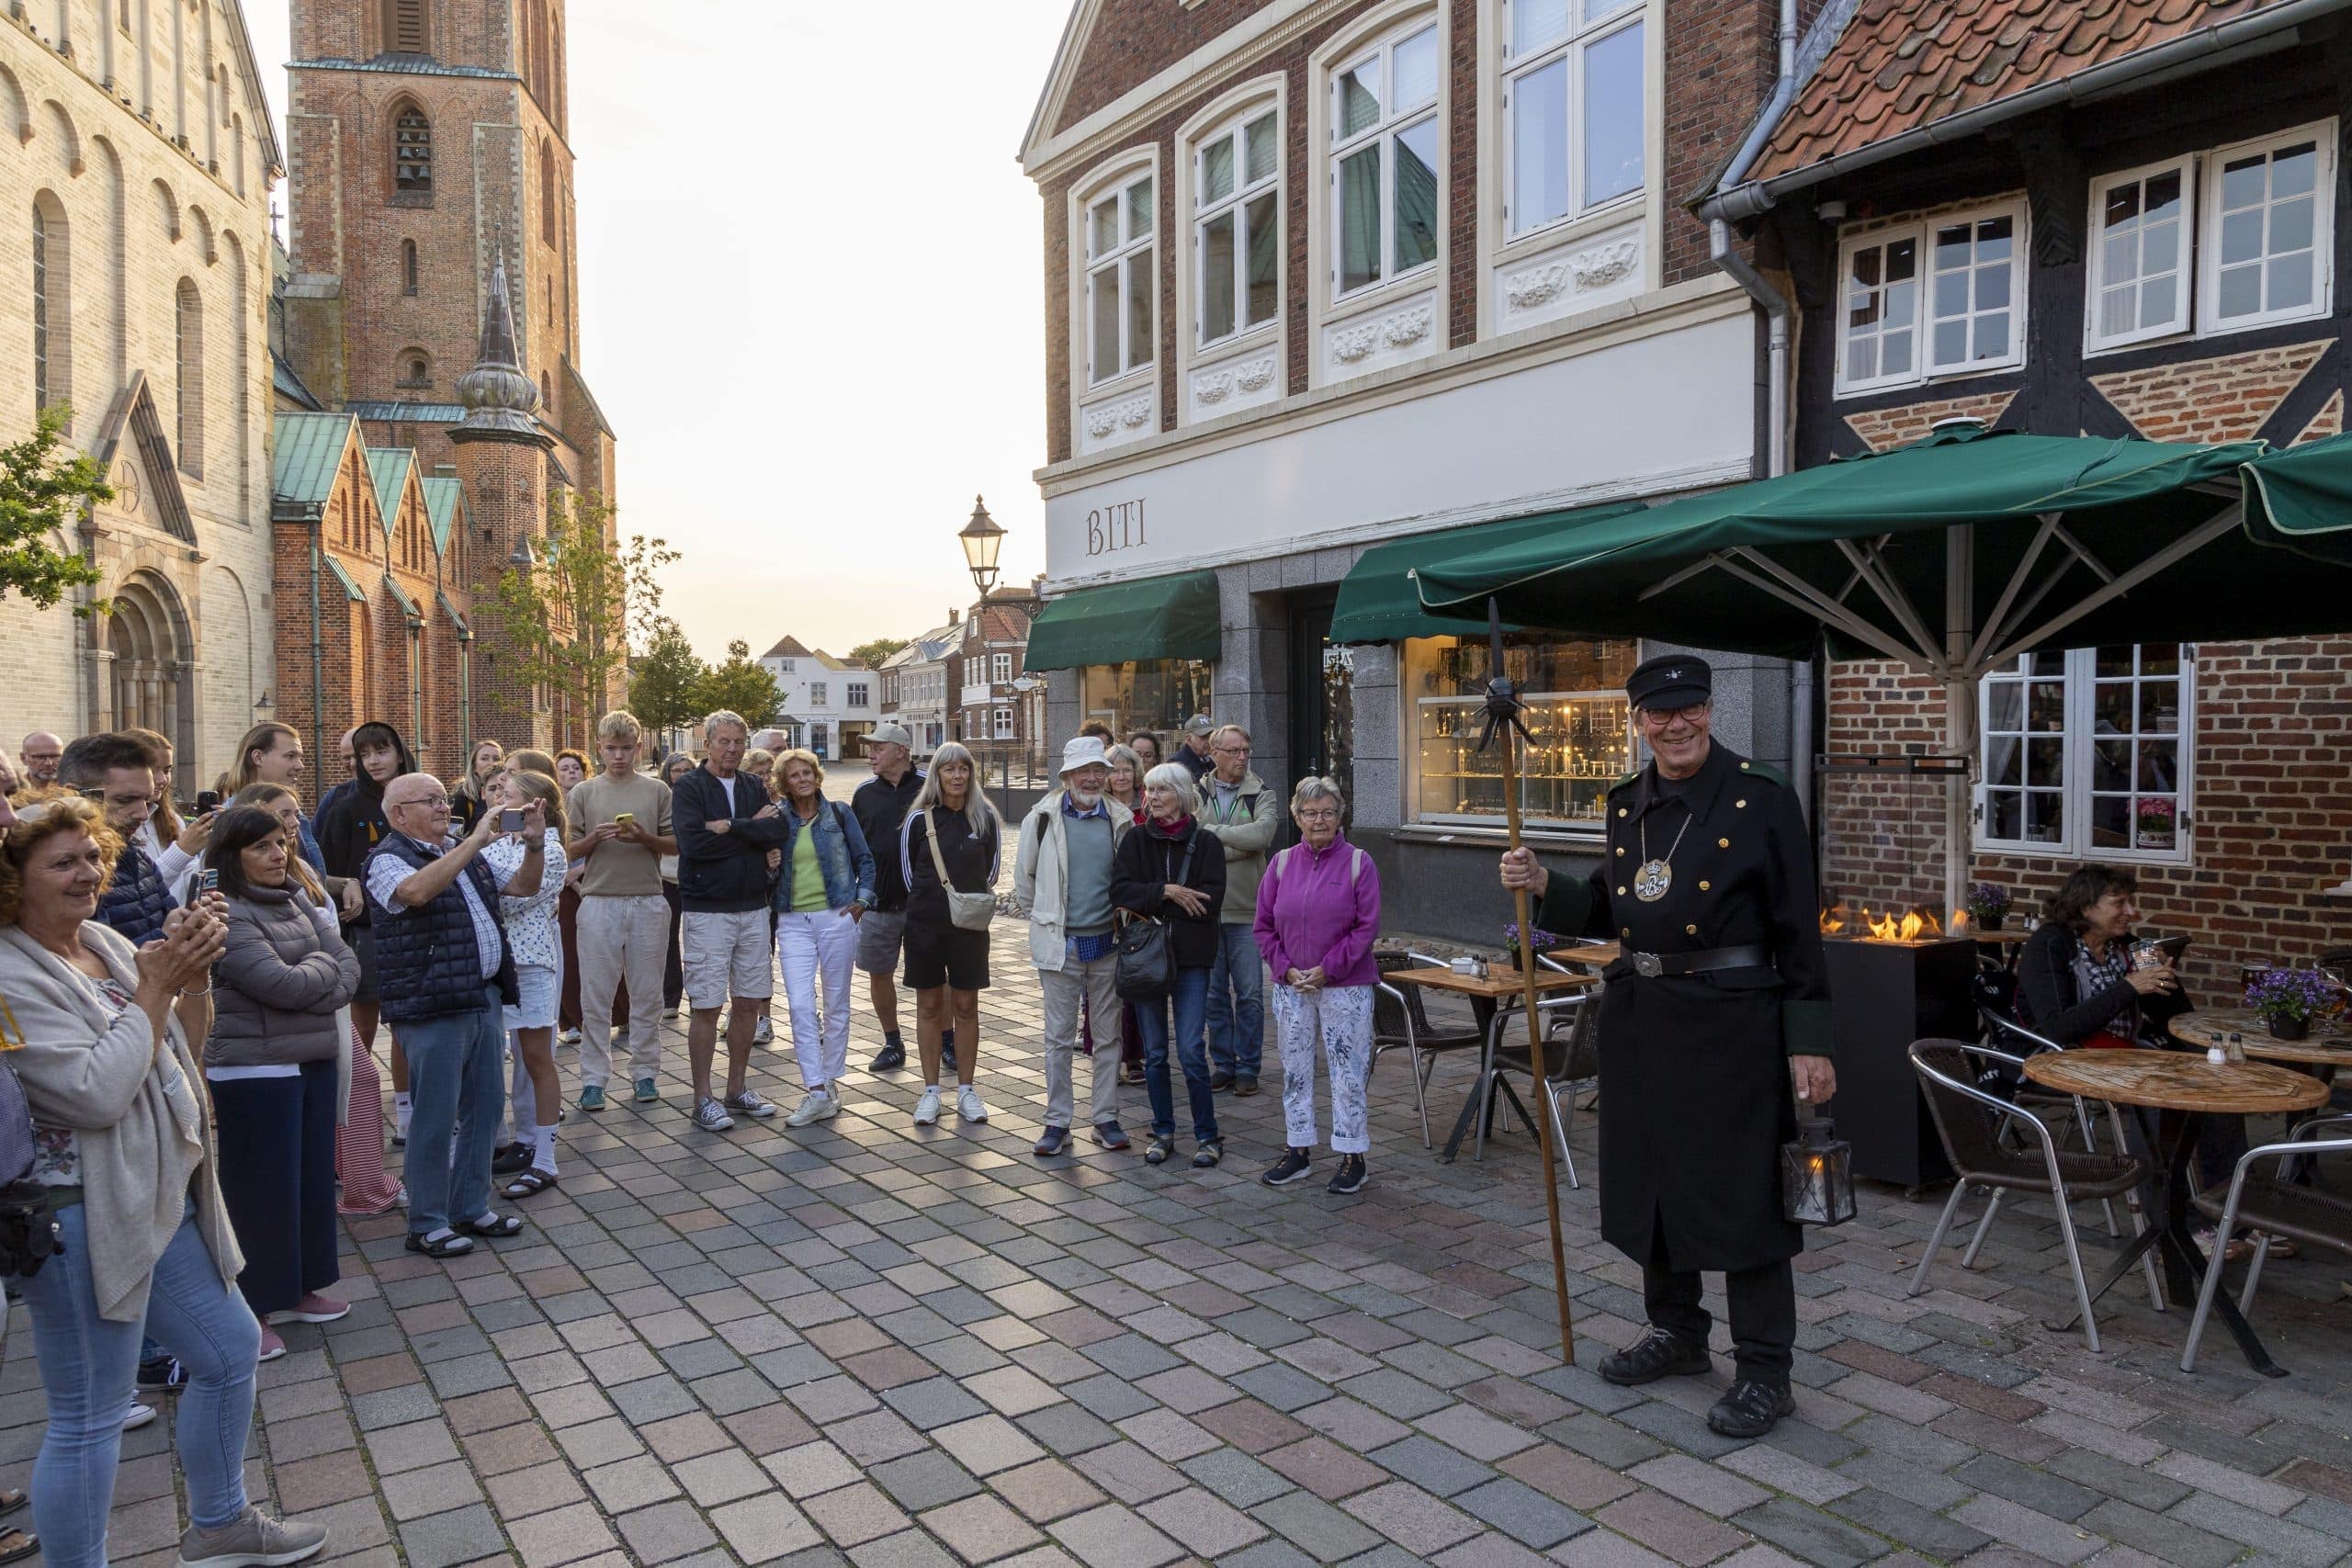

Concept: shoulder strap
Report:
left=1349, top=845, right=1364, bottom=888
left=922, top=808, right=955, bottom=887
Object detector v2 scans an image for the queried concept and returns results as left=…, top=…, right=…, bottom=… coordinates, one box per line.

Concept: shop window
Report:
left=1329, top=19, right=1441, bottom=299
left=1502, top=0, right=1645, bottom=237
left=1835, top=201, right=2024, bottom=395
left=1083, top=168, right=1155, bottom=385
left=1081, top=659, right=1213, bottom=740
left=1406, top=634, right=1637, bottom=829
left=1193, top=107, right=1280, bottom=346
left=1977, top=643, right=2190, bottom=863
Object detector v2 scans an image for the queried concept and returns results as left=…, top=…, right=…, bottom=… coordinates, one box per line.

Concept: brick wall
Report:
left=1659, top=0, right=1779, bottom=285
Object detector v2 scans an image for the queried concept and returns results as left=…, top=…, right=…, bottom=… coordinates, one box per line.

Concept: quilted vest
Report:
left=364, top=833, right=516, bottom=1021
left=95, top=841, right=174, bottom=948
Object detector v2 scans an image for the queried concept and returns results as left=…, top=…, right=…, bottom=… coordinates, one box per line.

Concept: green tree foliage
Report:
left=0, top=405, right=110, bottom=615
left=481, top=488, right=680, bottom=726
left=628, top=616, right=708, bottom=736
left=848, top=636, right=910, bottom=669
left=695, top=639, right=783, bottom=728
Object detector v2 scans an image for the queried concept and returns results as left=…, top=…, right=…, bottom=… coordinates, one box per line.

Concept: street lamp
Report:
left=958, top=495, right=1005, bottom=598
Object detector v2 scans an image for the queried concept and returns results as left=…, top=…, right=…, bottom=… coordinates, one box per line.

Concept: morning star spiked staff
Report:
left=1476, top=598, right=1577, bottom=1365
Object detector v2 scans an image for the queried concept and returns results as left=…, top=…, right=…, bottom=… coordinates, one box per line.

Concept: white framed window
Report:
left=1835, top=202, right=2024, bottom=395
left=776, top=657, right=795, bottom=671
left=1195, top=108, right=1280, bottom=346
left=991, top=653, right=1012, bottom=684
left=1329, top=20, right=1442, bottom=299
left=1085, top=170, right=1156, bottom=384
left=2086, top=158, right=2191, bottom=350
left=809, top=682, right=826, bottom=705
left=1977, top=643, right=2191, bottom=864
left=994, top=707, right=1014, bottom=739
left=2203, top=124, right=2333, bottom=332
left=1502, top=0, right=1644, bottom=238
left=846, top=682, right=868, bottom=708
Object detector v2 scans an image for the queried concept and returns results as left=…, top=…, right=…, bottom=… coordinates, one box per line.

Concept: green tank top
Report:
left=789, top=811, right=828, bottom=912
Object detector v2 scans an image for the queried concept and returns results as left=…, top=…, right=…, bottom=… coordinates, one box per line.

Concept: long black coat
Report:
left=1536, top=739, right=1831, bottom=1272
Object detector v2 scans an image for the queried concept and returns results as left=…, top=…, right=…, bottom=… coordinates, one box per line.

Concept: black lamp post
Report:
left=958, top=495, right=1005, bottom=598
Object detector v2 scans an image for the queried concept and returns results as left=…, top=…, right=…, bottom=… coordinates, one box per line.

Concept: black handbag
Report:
left=0, top=1036, right=60, bottom=1280
left=1114, top=837, right=1196, bottom=1001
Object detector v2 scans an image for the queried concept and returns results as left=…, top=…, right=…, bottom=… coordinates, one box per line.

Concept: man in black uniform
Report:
left=1500, top=655, right=1835, bottom=1438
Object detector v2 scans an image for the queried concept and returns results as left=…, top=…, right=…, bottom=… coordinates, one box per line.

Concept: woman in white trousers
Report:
left=770, top=751, right=876, bottom=1128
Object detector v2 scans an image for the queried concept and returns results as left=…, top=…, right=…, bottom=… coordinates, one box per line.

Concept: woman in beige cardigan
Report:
left=0, top=795, right=332, bottom=1568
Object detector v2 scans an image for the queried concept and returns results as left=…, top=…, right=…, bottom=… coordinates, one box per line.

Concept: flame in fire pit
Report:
left=1819, top=904, right=1960, bottom=943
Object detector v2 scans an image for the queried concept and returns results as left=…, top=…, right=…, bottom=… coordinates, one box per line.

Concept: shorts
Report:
left=503, top=964, right=558, bottom=1032
left=904, top=918, right=990, bottom=992
left=683, top=908, right=775, bottom=1009
left=856, top=908, right=908, bottom=976
left=345, top=920, right=378, bottom=1004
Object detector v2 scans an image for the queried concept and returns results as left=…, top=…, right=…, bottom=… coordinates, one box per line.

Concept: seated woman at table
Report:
left=2017, top=864, right=2257, bottom=1259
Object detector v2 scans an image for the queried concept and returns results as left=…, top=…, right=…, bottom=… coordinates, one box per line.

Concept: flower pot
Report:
left=1972, top=912, right=2006, bottom=932
left=2268, top=1015, right=2311, bottom=1042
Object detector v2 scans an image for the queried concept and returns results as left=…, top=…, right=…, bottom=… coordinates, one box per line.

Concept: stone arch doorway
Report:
left=106, top=572, right=195, bottom=765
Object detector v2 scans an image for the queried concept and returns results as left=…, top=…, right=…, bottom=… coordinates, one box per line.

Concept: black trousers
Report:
left=1642, top=1226, right=1795, bottom=1382
left=212, top=1057, right=341, bottom=1316
left=662, top=880, right=684, bottom=1010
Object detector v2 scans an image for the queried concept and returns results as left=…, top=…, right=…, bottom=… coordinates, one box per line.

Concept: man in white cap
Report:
left=1175, top=715, right=1216, bottom=784
left=1014, top=735, right=1133, bottom=1156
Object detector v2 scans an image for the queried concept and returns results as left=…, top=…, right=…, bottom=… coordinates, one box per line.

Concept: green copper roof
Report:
left=420, top=476, right=464, bottom=556
left=322, top=557, right=368, bottom=603
left=365, top=449, right=417, bottom=543
left=271, top=412, right=359, bottom=506
left=382, top=573, right=422, bottom=621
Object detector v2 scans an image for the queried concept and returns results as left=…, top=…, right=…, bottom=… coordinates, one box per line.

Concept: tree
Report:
left=696, top=639, right=783, bottom=728
left=628, top=617, right=708, bottom=736
left=480, top=487, right=680, bottom=730
left=0, top=405, right=110, bottom=615
left=849, top=636, right=909, bottom=669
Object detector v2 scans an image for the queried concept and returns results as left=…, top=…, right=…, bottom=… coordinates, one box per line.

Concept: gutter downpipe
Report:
left=307, top=517, right=325, bottom=780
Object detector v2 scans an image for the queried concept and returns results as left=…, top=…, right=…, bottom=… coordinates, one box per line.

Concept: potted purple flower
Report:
left=2135, top=796, right=2177, bottom=850
left=1964, top=881, right=2013, bottom=932
left=2245, top=967, right=2336, bottom=1042
left=1503, top=923, right=1559, bottom=972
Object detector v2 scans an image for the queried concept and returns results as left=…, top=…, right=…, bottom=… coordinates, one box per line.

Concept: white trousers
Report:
left=777, top=908, right=858, bottom=1089
left=1270, top=982, right=1374, bottom=1154
left=577, top=893, right=668, bottom=1088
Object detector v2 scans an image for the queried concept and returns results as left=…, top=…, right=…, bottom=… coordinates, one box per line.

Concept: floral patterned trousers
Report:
left=1270, top=982, right=1374, bottom=1155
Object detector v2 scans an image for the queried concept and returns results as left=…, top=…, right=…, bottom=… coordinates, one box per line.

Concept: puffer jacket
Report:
left=96, top=840, right=175, bottom=947
left=208, top=882, right=360, bottom=1069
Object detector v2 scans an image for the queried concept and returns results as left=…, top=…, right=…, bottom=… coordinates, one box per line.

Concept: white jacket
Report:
left=1013, top=792, right=1132, bottom=972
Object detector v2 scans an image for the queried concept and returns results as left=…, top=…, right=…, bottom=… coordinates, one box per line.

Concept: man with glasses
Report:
left=18, top=732, right=62, bottom=789
left=1498, top=655, right=1834, bottom=1439
left=1200, top=724, right=1276, bottom=1095
left=366, top=773, right=526, bottom=1258
left=58, top=733, right=179, bottom=945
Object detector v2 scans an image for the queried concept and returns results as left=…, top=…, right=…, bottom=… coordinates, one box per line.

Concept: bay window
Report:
left=1330, top=21, right=1441, bottom=299
left=1407, top=633, right=1637, bottom=829
left=1978, top=644, right=2191, bottom=862
left=1085, top=170, right=1155, bottom=384
left=1195, top=109, right=1280, bottom=345
left=1503, top=0, right=1645, bottom=237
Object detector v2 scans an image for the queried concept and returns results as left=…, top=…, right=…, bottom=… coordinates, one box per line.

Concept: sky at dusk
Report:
left=244, top=0, right=1070, bottom=661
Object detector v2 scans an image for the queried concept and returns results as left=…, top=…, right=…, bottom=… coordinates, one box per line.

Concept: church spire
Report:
left=452, top=246, right=546, bottom=443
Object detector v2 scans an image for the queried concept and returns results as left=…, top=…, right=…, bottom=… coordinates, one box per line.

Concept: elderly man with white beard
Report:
left=1014, top=736, right=1136, bottom=1157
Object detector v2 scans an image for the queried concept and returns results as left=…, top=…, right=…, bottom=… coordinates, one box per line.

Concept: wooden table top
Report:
left=2166, top=1010, right=2352, bottom=1067
left=1967, top=928, right=2031, bottom=946
left=1539, top=942, right=1620, bottom=970
left=2023, top=1050, right=2331, bottom=1115
left=1388, top=965, right=1596, bottom=1001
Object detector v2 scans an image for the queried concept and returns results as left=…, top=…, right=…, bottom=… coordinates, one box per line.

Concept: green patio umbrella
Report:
left=2244, top=432, right=2352, bottom=567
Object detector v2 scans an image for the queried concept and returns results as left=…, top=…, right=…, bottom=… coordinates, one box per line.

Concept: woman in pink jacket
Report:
left=1252, top=776, right=1382, bottom=1195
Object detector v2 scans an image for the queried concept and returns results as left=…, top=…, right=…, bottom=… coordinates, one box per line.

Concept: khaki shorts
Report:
left=682, top=908, right=775, bottom=1009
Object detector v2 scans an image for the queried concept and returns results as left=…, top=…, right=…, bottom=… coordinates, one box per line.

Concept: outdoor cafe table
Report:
left=1387, top=965, right=1597, bottom=1163
left=2167, top=1009, right=2352, bottom=1071
left=2022, top=1050, right=2328, bottom=1377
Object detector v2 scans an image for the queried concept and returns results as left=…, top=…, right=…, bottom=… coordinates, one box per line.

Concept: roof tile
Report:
left=1750, top=0, right=2300, bottom=185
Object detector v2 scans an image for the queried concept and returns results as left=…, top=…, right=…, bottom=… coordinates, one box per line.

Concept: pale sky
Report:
left=244, top=0, right=1070, bottom=662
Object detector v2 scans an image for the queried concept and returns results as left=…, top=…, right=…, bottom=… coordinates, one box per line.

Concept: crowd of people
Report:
left=0, top=703, right=1393, bottom=1567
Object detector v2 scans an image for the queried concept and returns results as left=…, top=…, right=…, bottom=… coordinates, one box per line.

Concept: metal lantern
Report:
left=1781, top=1116, right=1857, bottom=1226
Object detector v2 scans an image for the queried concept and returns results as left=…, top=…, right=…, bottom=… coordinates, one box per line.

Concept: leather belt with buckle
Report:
left=1625, top=943, right=1772, bottom=979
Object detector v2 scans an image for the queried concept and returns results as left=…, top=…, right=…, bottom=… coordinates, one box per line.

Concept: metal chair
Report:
left=1469, top=960, right=1597, bottom=1185
left=2183, top=1115, right=2352, bottom=1371
left=1371, top=953, right=1484, bottom=1149
left=1908, top=1039, right=2154, bottom=1351
left=1976, top=1005, right=2150, bottom=1250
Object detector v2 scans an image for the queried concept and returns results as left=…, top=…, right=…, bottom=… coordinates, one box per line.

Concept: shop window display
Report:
left=1407, top=633, right=1635, bottom=829
left=1082, top=659, right=1215, bottom=739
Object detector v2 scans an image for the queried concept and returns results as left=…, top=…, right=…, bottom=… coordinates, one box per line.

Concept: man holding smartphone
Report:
left=566, top=710, right=677, bottom=1111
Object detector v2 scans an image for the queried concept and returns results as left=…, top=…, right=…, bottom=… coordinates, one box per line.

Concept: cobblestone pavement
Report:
left=8, top=913, right=2352, bottom=1567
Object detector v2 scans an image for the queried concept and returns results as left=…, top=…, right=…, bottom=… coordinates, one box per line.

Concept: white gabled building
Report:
left=757, top=637, right=876, bottom=761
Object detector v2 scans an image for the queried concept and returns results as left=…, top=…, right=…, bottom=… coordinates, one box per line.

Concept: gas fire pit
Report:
left=1819, top=904, right=1978, bottom=1190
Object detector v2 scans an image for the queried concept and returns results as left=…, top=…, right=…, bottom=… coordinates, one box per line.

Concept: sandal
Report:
left=0, top=1489, right=23, bottom=1518
left=457, top=1212, right=526, bottom=1239
left=502, top=1168, right=558, bottom=1201
left=0, top=1526, right=35, bottom=1564
left=404, top=1230, right=474, bottom=1258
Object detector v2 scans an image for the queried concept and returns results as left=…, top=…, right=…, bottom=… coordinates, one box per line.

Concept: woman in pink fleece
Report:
left=1252, top=776, right=1382, bottom=1195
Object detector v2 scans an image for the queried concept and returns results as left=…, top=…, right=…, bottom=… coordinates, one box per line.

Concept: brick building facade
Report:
left=1709, top=0, right=2352, bottom=995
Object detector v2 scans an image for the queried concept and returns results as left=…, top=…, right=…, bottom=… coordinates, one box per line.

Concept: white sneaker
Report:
left=121, top=1402, right=157, bottom=1431
left=752, top=1015, right=774, bottom=1044
left=693, top=1097, right=736, bottom=1133
left=957, top=1085, right=989, bottom=1123
left=786, top=1090, right=839, bottom=1128
left=912, top=1086, right=941, bottom=1126
left=557, top=1028, right=581, bottom=1045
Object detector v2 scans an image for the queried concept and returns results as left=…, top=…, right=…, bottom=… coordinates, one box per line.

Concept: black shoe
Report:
left=491, top=1141, right=534, bottom=1176
left=1598, top=1329, right=1712, bottom=1387
left=1145, top=1135, right=1175, bottom=1166
left=137, top=1356, right=188, bottom=1394
left=1209, top=1071, right=1236, bottom=1092
left=1234, top=1075, right=1260, bottom=1098
left=1326, top=1154, right=1368, bottom=1195
left=870, top=1041, right=906, bottom=1072
left=1192, top=1140, right=1223, bottom=1168
left=1262, top=1148, right=1311, bottom=1187
left=1707, top=1377, right=1795, bottom=1438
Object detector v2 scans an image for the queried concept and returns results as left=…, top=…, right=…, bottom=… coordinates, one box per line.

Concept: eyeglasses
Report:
left=1295, top=808, right=1340, bottom=822
left=1215, top=745, right=1252, bottom=756
left=1636, top=702, right=1712, bottom=728
left=396, top=794, right=453, bottom=810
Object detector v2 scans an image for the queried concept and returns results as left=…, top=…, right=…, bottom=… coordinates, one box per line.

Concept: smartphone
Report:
left=499, top=807, right=526, bottom=832
left=613, top=812, right=636, bottom=829
left=195, top=790, right=220, bottom=815
left=198, top=869, right=220, bottom=894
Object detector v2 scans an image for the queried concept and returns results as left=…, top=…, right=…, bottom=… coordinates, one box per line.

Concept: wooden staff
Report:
left=1480, top=600, right=1577, bottom=1365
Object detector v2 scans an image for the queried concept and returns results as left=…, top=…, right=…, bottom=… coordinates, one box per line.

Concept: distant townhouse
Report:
left=758, top=637, right=877, bottom=760
left=958, top=582, right=1046, bottom=750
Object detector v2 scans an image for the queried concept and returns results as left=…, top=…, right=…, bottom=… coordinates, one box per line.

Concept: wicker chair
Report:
left=1909, top=1039, right=2154, bottom=1350
left=2183, top=1115, right=2352, bottom=1371
left=1372, top=953, right=1485, bottom=1149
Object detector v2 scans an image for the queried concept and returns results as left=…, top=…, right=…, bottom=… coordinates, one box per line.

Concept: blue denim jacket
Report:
left=772, top=799, right=877, bottom=913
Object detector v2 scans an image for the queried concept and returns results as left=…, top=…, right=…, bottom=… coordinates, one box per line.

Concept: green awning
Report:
left=1329, top=501, right=1645, bottom=645
left=2244, top=433, right=2352, bottom=565
left=1024, top=570, right=1221, bottom=671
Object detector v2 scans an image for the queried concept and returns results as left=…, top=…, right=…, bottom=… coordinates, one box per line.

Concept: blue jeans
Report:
left=395, top=988, right=508, bottom=1235
left=1136, top=966, right=1218, bottom=1145
left=1204, top=921, right=1265, bottom=1077
left=17, top=1201, right=259, bottom=1566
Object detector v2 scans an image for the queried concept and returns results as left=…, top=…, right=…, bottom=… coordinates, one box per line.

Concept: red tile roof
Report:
left=1748, top=0, right=2303, bottom=186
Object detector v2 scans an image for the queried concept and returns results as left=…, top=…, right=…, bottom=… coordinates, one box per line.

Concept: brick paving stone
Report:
left=615, top=1499, right=720, bottom=1563
left=399, top=1503, right=510, bottom=1568
left=709, top=1492, right=825, bottom=1563
left=1340, top=1480, right=1482, bottom=1556
left=1139, top=1484, right=1269, bottom=1555
left=379, top=1458, right=486, bottom=1521
left=1594, top=1489, right=1751, bottom=1567
left=1261, top=1435, right=1389, bottom=1500
left=934, top=1413, right=1047, bottom=1476
left=1251, top=1491, right=1386, bottom=1561
left=1048, top=1501, right=1183, bottom=1568
left=1367, top=1434, right=1497, bottom=1498
left=506, top=1502, right=618, bottom=1568
left=486, top=1460, right=590, bottom=1519
left=1176, top=1446, right=1294, bottom=1508
left=1951, top=1495, right=2106, bottom=1564
left=989, top=1456, right=1103, bottom=1522
left=804, top=1480, right=912, bottom=1547
left=764, top=1438, right=865, bottom=1498
left=1728, top=1499, right=1892, bottom=1568
left=872, top=1449, right=989, bottom=1511
left=1628, top=1454, right=1771, bottom=1518
left=1451, top=1477, right=1589, bottom=1549
left=2080, top=1499, right=2243, bottom=1568
left=1823, top=1486, right=1990, bottom=1560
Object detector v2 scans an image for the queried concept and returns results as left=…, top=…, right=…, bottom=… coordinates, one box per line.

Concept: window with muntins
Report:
left=32, top=206, right=50, bottom=410
left=1194, top=109, right=1279, bottom=346
left=991, top=653, right=1012, bottom=684
left=846, top=682, right=868, bottom=708
left=994, top=708, right=1014, bottom=739
left=1503, top=0, right=1644, bottom=237
left=1085, top=171, right=1155, bottom=384
left=2206, top=127, right=2330, bottom=330
left=393, top=107, right=433, bottom=195
left=1331, top=21, right=1441, bottom=298
left=810, top=682, right=827, bottom=706
left=1977, top=643, right=2190, bottom=863
left=2086, top=159, right=2190, bottom=348
left=1835, top=202, right=2023, bottom=395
